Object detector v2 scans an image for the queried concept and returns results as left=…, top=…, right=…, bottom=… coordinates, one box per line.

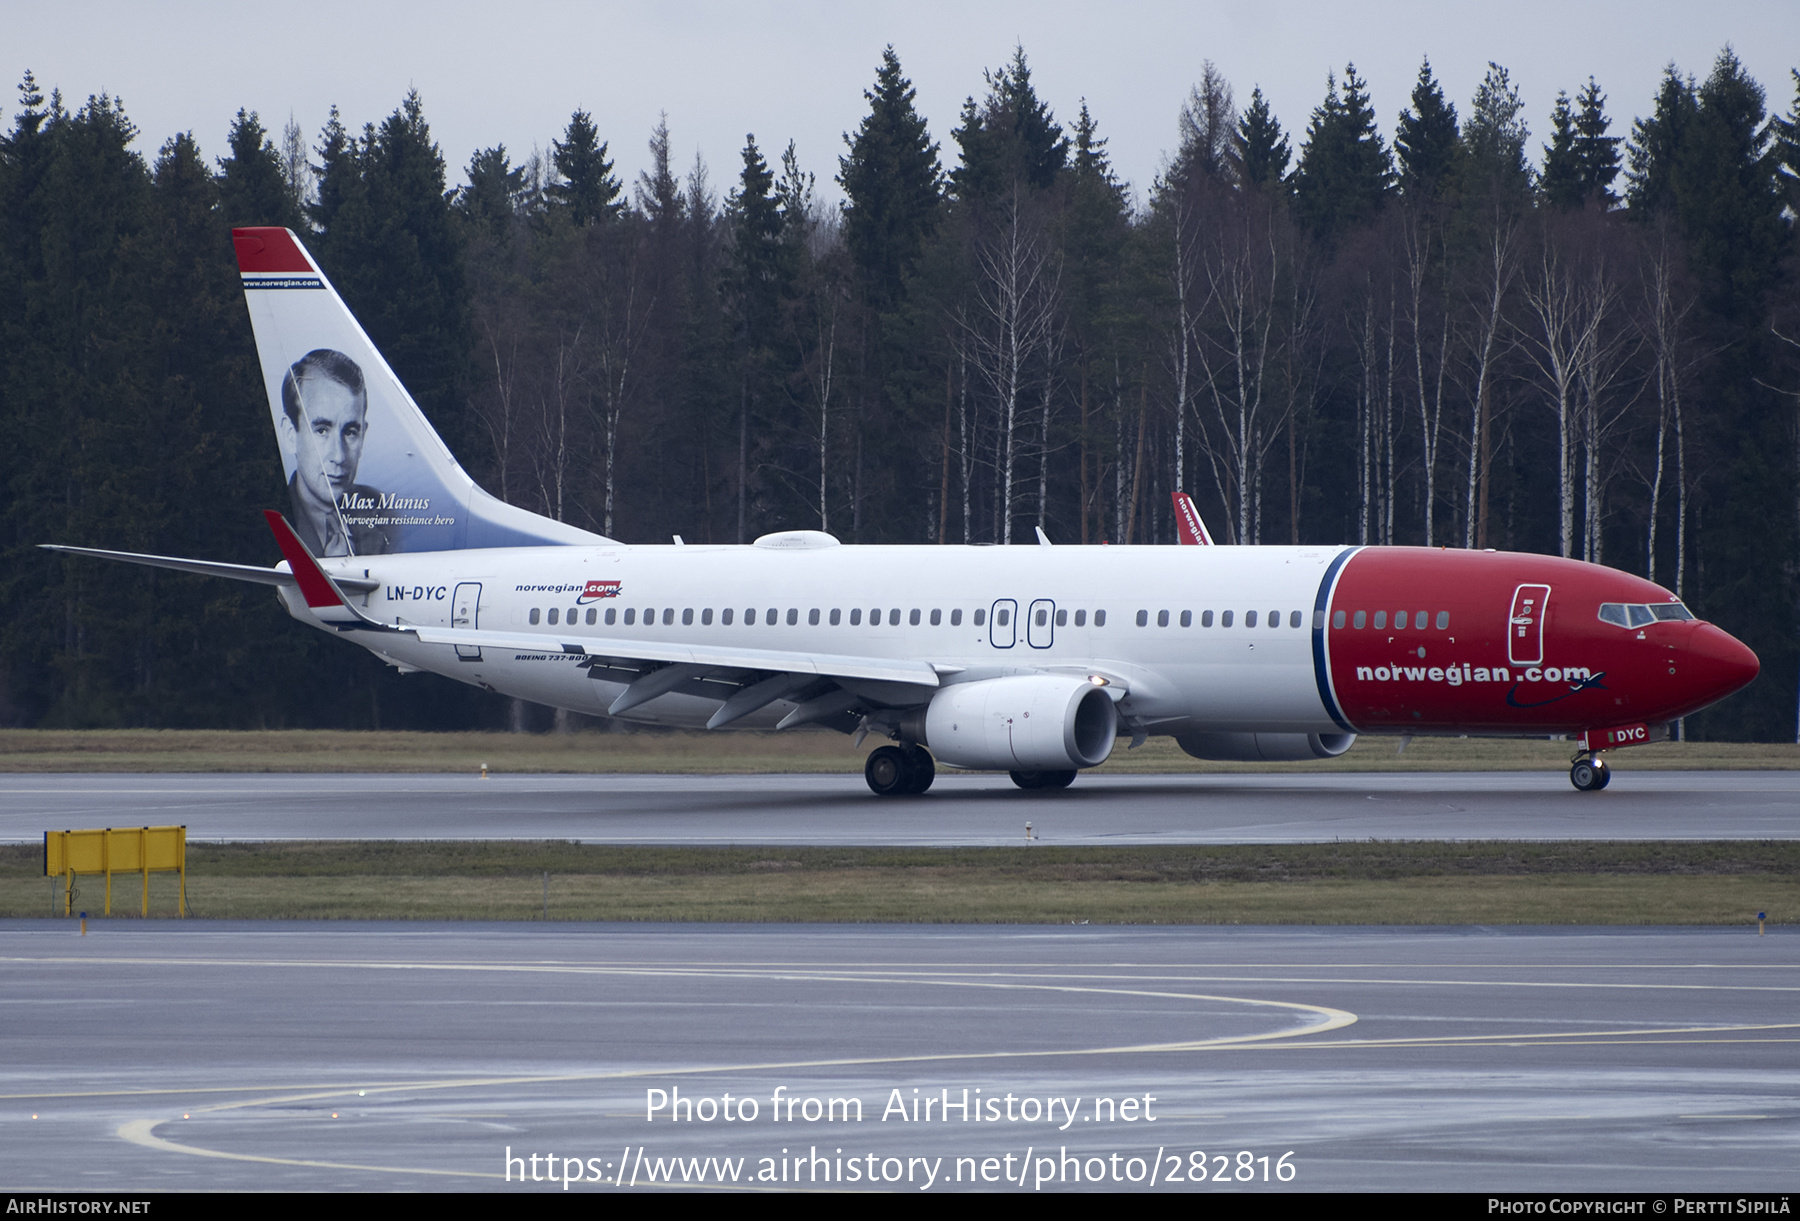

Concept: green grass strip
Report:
left=3, top=841, right=1791, bottom=925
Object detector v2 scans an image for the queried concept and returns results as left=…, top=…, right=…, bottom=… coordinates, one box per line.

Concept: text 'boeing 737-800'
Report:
left=45, top=228, right=1759, bottom=795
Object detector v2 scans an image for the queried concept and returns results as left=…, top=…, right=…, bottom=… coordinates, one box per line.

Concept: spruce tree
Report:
left=458, top=145, right=525, bottom=240
left=839, top=46, right=943, bottom=315
left=1237, top=87, right=1291, bottom=195
left=950, top=46, right=1068, bottom=204
left=548, top=110, right=621, bottom=226
left=1294, top=64, right=1393, bottom=243
left=1572, top=79, right=1620, bottom=206
left=1395, top=59, right=1460, bottom=198
left=1625, top=67, right=1698, bottom=215
left=1677, top=49, right=1788, bottom=324
left=217, top=108, right=302, bottom=229
left=1540, top=92, right=1583, bottom=209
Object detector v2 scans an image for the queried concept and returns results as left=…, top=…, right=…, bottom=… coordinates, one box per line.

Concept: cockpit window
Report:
left=1601, top=601, right=1695, bottom=628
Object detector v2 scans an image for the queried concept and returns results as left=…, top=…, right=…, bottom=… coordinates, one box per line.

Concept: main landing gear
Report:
left=865, top=744, right=936, bottom=796
left=1569, top=754, right=1612, bottom=792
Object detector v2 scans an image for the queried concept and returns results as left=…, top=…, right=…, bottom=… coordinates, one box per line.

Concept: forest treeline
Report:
left=2, top=47, right=1797, bottom=736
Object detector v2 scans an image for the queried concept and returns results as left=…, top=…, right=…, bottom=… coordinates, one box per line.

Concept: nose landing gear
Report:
left=1569, top=754, right=1611, bottom=792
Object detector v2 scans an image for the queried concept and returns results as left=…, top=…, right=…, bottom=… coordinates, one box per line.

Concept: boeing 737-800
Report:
left=46, top=227, right=1759, bottom=795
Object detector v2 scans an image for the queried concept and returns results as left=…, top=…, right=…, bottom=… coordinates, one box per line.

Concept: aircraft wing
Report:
left=406, top=624, right=943, bottom=689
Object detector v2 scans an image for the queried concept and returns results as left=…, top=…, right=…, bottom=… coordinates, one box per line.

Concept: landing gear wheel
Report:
left=1570, top=756, right=1611, bottom=792
left=1009, top=769, right=1078, bottom=791
left=865, top=746, right=908, bottom=796
left=902, top=745, right=935, bottom=794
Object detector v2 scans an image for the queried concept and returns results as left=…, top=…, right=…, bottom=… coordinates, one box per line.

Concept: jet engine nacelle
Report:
left=1174, top=731, right=1356, bottom=762
left=911, top=675, right=1119, bottom=771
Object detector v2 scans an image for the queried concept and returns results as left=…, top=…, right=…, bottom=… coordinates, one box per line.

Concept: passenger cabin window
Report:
left=1353, top=610, right=1366, bottom=629
left=1436, top=611, right=1449, bottom=630
left=1094, top=610, right=1107, bottom=627
left=1179, top=610, right=1191, bottom=627
left=605, top=608, right=616, bottom=625
left=1201, top=610, right=1213, bottom=627
left=744, top=608, right=756, bottom=625
left=1055, top=609, right=1067, bottom=627
left=1395, top=611, right=1408, bottom=629
left=830, top=609, right=841, bottom=625
left=1074, top=610, right=1086, bottom=627
left=951, top=609, right=963, bottom=626
left=1157, top=610, right=1170, bottom=627
left=567, top=607, right=577, bottom=624
left=993, top=608, right=1007, bottom=627
left=931, top=609, right=943, bottom=626
left=1333, top=610, right=1345, bottom=629
left=1220, top=610, right=1232, bottom=627
left=1245, top=610, right=1258, bottom=628
left=529, top=608, right=540, bottom=625
left=1034, top=608, right=1047, bottom=627
left=809, top=609, right=820, bottom=625
left=974, top=609, right=986, bottom=626
left=624, top=608, right=636, bottom=625
left=786, top=608, right=797, bottom=626
left=1136, top=610, right=1148, bottom=627
left=850, top=608, right=862, bottom=626
left=702, top=608, right=713, bottom=625
left=683, top=608, right=694, bottom=625
left=911, top=609, right=922, bottom=626
left=722, top=608, right=734, bottom=625
left=889, top=609, right=901, bottom=626
left=768, top=607, right=779, bottom=624
left=547, top=608, right=559, bottom=625
left=1290, top=611, right=1303, bottom=628
left=1269, top=610, right=1281, bottom=629
left=1374, top=611, right=1387, bottom=629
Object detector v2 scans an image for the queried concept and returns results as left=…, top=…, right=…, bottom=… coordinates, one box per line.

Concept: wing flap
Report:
left=407, top=624, right=941, bottom=688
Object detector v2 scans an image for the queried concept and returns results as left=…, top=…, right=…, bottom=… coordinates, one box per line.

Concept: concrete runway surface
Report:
left=4, top=770, right=1800, bottom=843
left=1, top=921, right=1793, bottom=1193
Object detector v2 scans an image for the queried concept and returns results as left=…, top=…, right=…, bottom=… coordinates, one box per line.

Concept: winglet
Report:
left=1172, top=493, right=1215, bottom=545
left=264, top=509, right=357, bottom=614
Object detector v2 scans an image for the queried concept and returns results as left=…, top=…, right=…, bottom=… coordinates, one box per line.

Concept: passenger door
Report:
left=1508, top=584, right=1550, bottom=667
left=1026, top=598, right=1055, bottom=649
left=989, top=598, right=1017, bottom=649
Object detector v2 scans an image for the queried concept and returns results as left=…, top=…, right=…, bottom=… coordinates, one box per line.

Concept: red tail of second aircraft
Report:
left=1172, top=492, right=1215, bottom=545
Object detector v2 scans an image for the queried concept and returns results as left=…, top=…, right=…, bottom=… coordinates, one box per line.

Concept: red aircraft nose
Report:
left=1680, top=624, right=1760, bottom=710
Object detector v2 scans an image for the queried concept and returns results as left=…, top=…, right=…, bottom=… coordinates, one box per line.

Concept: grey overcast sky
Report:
left=9, top=1, right=1797, bottom=208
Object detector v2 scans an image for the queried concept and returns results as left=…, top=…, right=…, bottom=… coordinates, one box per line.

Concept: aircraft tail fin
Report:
left=1172, top=492, right=1216, bottom=545
left=232, top=227, right=607, bottom=557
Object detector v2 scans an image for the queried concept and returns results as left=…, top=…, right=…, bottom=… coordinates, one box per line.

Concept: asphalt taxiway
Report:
left=1, top=921, right=1793, bottom=1193
left=3, top=770, right=1798, bottom=843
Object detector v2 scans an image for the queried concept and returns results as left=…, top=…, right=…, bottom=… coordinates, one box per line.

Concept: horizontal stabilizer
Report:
left=39, top=543, right=377, bottom=593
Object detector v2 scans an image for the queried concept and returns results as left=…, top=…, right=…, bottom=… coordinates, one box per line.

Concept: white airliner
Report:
left=47, top=228, right=1759, bottom=795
